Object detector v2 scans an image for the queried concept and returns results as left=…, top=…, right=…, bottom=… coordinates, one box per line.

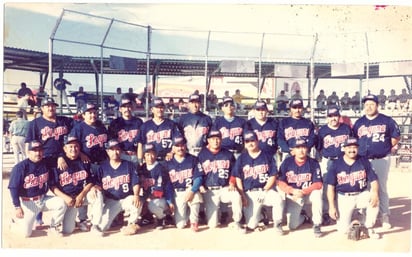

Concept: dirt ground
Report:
left=1, top=153, right=411, bottom=257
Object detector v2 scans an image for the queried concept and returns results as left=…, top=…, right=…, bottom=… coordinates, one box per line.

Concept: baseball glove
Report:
left=347, top=220, right=370, bottom=241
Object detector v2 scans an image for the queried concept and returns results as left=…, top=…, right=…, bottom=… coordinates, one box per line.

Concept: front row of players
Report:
left=9, top=130, right=380, bottom=238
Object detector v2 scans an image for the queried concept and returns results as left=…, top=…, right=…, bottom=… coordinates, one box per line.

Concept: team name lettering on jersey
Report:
left=284, top=127, right=309, bottom=141
left=142, top=177, right=155, bottom=190
left=23, top=173, right=49, bottom=189
left=168, top=168, right=193, bottom=184
left=337, top=170, right=366, bottom=186
left=220, top=127, right=243, bottom=140
left=118, top=129, right=138, bottom=143
left=323, top=134, right=349, bottom=148
left=102, top=174, right=130, bottom=190
left=255, top=130, right=275, bottom=142
left=146, top=130, right=171, bottom=143
left=202, top=159, right=230, bottom=174
left=357, top=125, right=386, bottom=138
left=285, top=171, right=312, bottom=187
left=243, top=164, right=269, bottom=179
left=85, top=133, right=108, bottom=148
left=40, top=126, right=69, bottom=141
left=59, top=170, right=88, bottom=187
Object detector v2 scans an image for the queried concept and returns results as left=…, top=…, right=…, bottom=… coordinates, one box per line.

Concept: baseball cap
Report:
left=327, top=105, right=340, bottom=117
left=289, top=99, right=304, bottom=108
left=362, top=94, right=379, bottom=104
left=188, top=94, right=201, bottom=102
left=207, top=129, right=222, bottom=139
left=290, top=138, right=308, bottom=148
left=151, top=97, right=165, bottom=108
left=28, top=140, right=43, bottom=151
left=41, top=97, right=58, bottom=107
left=342, top=137, right=359, bottom=147
left=222, top=97, right=234, bottom=106
left=253, top=100, right=268, bottom=110
left=105, top=139, right=121, bottom=149
left=81, top=103, right=97, bottom=113
left=120, top=98, right=133, bottom=107
left=143, top=143, right=156, bottom=153
left=244, top=131, right=258, bottom=142
left=64, top=135, right=79, bottom=145
left=173, top=136, right=187, bottom=146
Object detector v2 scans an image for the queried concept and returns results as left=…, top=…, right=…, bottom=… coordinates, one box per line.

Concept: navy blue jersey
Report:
left=138, top=118, right=182, bottom=159
left=139, top=162, right=174, bottom=203
left=71, top=120, right=108, bottom=163
left=212, top=116, right=247, bottom=153
left=25, top=116, right=74, bottom=158
left=95, top=160, right=139, bottom=200
left=233, top=151, right=278, bottom=191
left=246, top=117, right=279, bottom=156
left=178, top=112, right=212, bottom=151
left=197, top=147, right=236, bottom=187
left=108, top=116, right=143, bottom=152
left=49, top=156, right=93, bottom=196
left=325, top=156, right=378, bottom=193
left=317, top=123, right=353, bottom=158
left=165, top=153, right=203, bottom=190
left=353, top=113, right=401, bottom=159
left=8, top=159, right=50, bottom=207
left=278, top=156, right=322, bottom=190
left=277, top=117, right=317, bottom=153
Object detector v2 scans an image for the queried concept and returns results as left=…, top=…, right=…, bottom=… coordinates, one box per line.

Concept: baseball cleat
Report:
left=313, top=225, right=322, bottom=238
left=78, top=220, right=89, bottom=232
left=381, top=215, right=392, bottom=229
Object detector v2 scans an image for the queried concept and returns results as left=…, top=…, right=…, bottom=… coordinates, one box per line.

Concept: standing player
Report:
left=325, top=137, right=380, bottom=239
left=352, top=94, right=400, bottom=229
left=277, top=98, right=317, bottom=161
left=277, top=138, right=323, bottom=238
left=165, top=136, right=203, bottom=231
left=137, top=97, right=181, bottom=163
left=8, top=140, right=67, bottom=237
left=53, top=71, right=73, bottom=114
left=212, top=96, right=247, bottom=159
left=177, top=93, right=212, bottom=156
left=197, top=129, right=244, bottom=231
left=108, top=98, right=143, bottom=163
left=233, top=131, right=284, bottom=234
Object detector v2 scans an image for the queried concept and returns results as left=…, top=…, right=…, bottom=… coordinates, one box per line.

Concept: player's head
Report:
left=151, top=97, right=165, bottom=118
left=221, top=97, right=235, bottom=117
left=326, top=105, right=341, bottom=128
left=63, top=135, right=81, bottom=160
left=172, top=136, right=187, bottom=156
left=362, top=94, right=379, bottom=117
left=119, top=98, right=133, bottom=119
left=41, top=97, right=58, bottom=119
left=188, top=93, right=201, bottom=114
left=289, top=99, right=304, bottom=118
left=253, top=100, right=268, bottom=121
left=81, top=103, right=98, bottom=125
left=244, top=130, right=259, bottom=152
left=143, top=143, right=157, bottom=165
left=290, top=138, right=308, bottom=159
left=105, top=139, right=122, bottom=160
left=342, top=137, right=359, bottom=158
left=27, top=140, right=44, bottom=162
left=207, top=129, right=222, bottom=150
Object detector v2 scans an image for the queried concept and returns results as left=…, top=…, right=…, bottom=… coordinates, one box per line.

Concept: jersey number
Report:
left=372, top=133, right=385, bottom=143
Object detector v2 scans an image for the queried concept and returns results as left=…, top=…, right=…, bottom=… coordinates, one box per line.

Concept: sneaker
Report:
left=275, top=222, right=285, bottom=236
left=368, top=228, right=380, bottom=239
left=381, top=215, right=392, bottom=229
left=78, top=220, right=89, bottom=232
left=90, top=225, right=104, bottom=237
left=155, top=218, right=164, bottom=230
left=121, top=223, right=140, bottom=236
left=313, top=224, right=322, bottom=238
left=190, top=222, right=199, bottom=232
left=48, top=226, right=63, bottom=237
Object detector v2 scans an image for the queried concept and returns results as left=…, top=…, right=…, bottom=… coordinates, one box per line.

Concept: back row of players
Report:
left=8, top=93, right=400, bottom=239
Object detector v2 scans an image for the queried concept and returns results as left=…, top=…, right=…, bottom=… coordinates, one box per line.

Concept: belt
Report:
left=247, top=188, right=263, bottom=192
left=191, top=147, right=201, bottom=153
left=124, top=151, right=137, bottom=156
left=175, top=188, right=186, bottom=192
left=21, top=195, right=44, bottom=201
left=228, top=149, right=240, bottom=154
left=208, top=186, right=222, bottom=190
left=325, top=156, right=338, bottom=160
left=368, top=155, right=388, bottom=160
left=338, top=192, right=360, bottom=196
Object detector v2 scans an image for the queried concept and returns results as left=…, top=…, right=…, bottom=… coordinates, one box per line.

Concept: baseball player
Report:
left=325, top=137, right=380, bottom=239
left=108, top=98, right=143, bottom=163
left=49, top=135, right=98, bottom=235
left=317, top=105, right=353, bottom=224
left=90, top=139, right=142, bottom=236
left=197, top=129, right=244, bottom=232
left=139, top=143, right=175, bottom=230
left=352, top=94, right=400, bottom=229
left=277, top=138, right=323, bottom=238
left=177, top=93, right=212, bottom=156
left=233, top=131, right=284, bottom=234
left=137, top=97, right=182, bottom=163
left=8, top=140, right=67, bottom=237
left=277, top=99, right=317, bottom=161
left=165, top=136, right=204, bottom=231
left=212, top=96, right=247, bottom=159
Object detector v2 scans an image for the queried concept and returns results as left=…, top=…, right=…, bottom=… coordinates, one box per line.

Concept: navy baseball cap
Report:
left=222, top=97, right=234, bottom=106
left=143, top=143, right=156, bottom=153
left=105, top=139, right=121, bottom=149
left=81, top=103, right=97, bottom=113
left=253, top=100, right=268, bottom=110
left=342, top=137, right=359, bottom=147
left=327, top=105, right=340, bottom=117
left=64, top=135, right=79, bottom=145
left=151, top=97, right=165, bottom=108
left=188, top=94, right=201, bottom=102
left=120, top=98, right=133, bottom=107
left=41, top=97, right=58, bottom=107
left=290, top=138, right=308, bottom=148
left=290, top=99, right=304, bottom=108
left=173, top=136, right=187, bottom=146
left=244, top=131, right=258, bottom=142
left=28, top=140, right=43, bottom=151
left=207, top=129, right=222, bottom=139
left=362, top=94, right=379, bottom=104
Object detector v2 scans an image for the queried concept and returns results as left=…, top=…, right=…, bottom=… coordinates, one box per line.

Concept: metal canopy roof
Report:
left=3, top=46, right=395, bottom=80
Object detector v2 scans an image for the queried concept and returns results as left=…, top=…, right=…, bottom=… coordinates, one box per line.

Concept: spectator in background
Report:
left=17, top=93, right=30, bottom=120
left=53, top=71, right=73, bottom=114
left=137, top=87, right=153, bottom=109
left=8, top=111, right=30, bottom=164
left=291, top=89, right=303, bottom=101
left=327, top=91, right=340, bottom=107
left=71, top=86, right=89, bottom=113
left=340, top=92, right=351, bottom=111
left=351, top=91, right=361, bottom=113
left=387, top=89, right=398, bottom=110
left=17, top=82, right=36, bottom=114
left=232, top=89, right=245, bottom=112
left=398, top=88, right=411, bottom=111
left=104, top=95, right=120, bottom=121
left=114, top=87, right=123, bottom=104
left=206, top=89, right=219, bottom=112
left=276, top=90, right=289, bottom=114
left=377, top=89, right=387, bottom=110
left=166, top=97, right=177, bottom=113
left=316, top=90, right=327, bottom=111
left=35, top=86, right=48, bottom=108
